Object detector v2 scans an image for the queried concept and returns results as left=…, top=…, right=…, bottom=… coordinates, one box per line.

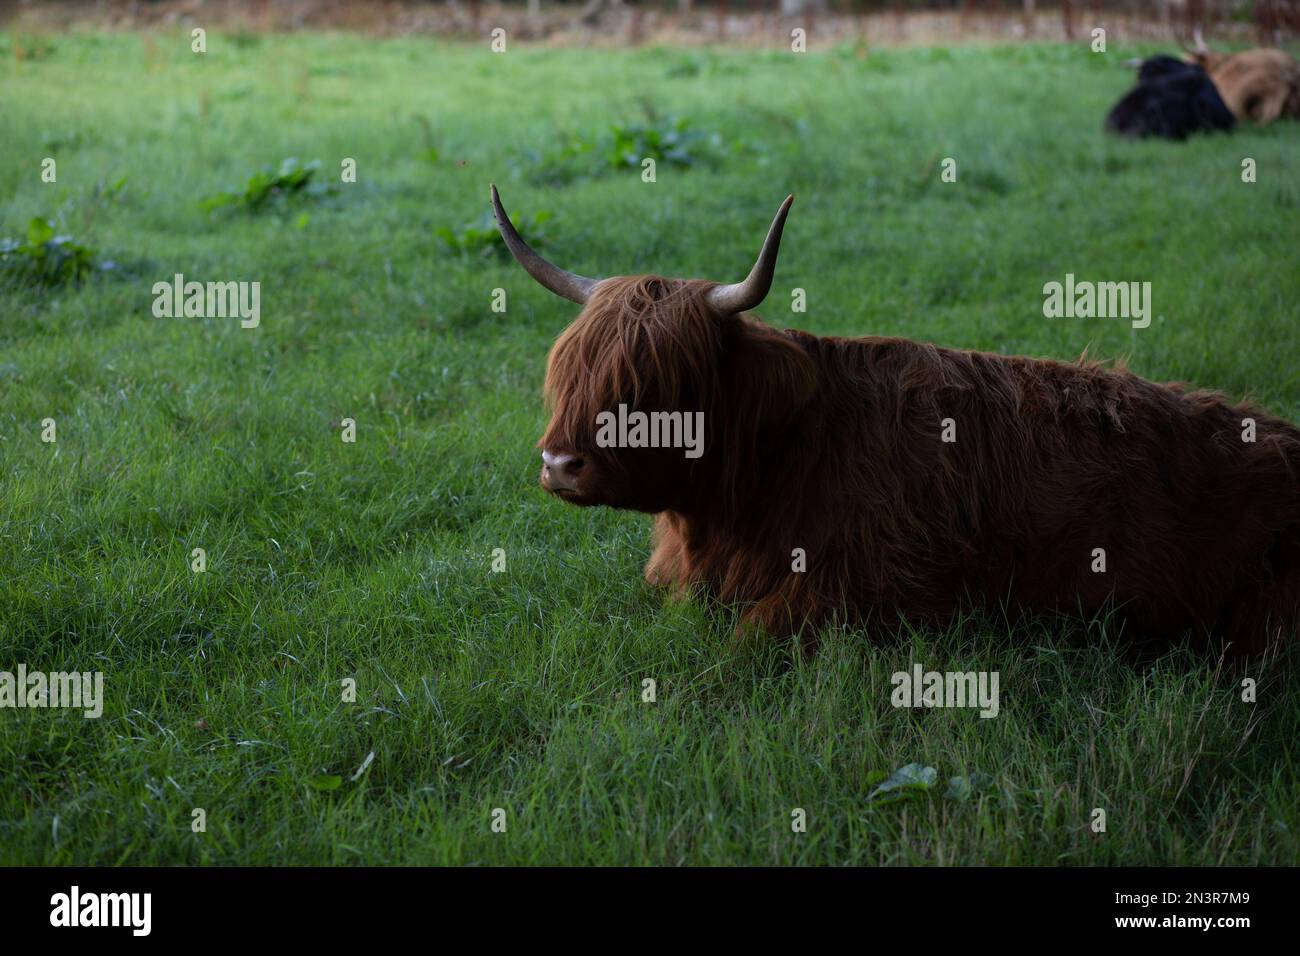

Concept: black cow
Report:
left=1105, top=56, right=1236, bottom=141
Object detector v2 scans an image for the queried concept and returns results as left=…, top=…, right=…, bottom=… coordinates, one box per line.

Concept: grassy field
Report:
left=2, top=31, right=1299, bottom=866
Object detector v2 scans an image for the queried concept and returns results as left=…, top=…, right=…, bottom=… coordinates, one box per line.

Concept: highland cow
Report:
left=492, top=186, right=1300, bottom=656
left=1184, top=32, right=1300, bottom=125
left=1105, top=56, right=1236, bottom=140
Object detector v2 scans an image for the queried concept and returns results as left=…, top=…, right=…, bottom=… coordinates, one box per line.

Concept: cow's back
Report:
left=1210, top=49, right=1300, bottom=121
left=820, top=337, right=1300, bottom=647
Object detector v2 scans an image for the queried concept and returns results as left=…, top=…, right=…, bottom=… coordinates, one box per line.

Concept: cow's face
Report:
left=1183, top=50, right=1228, bottom=73
left=488, top=185, right=794, bottom=514
left=537, top=276, right=722, bottom=513
left=1182, top=29, right=1230, bottom=73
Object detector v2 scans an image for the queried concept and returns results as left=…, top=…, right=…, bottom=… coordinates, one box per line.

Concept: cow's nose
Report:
left=541, top=450, right=584, bottom=491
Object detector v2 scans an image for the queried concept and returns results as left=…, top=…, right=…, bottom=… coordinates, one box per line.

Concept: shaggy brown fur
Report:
left=538, top=276, right=1300, bottom=656
left=1186, top=47, right=1300, bottom=123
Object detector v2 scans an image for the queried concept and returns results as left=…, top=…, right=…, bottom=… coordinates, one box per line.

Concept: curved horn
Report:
left=705, top=195, right=794, bottom=315
left=1179, top=29, right=1202, bottom=56
left=490, top=184, right=597, bottom=305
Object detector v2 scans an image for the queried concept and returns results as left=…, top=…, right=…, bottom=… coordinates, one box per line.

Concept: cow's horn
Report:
left=705, top=195, right=794, bottom=315
left=490, top=184, right=597, bottom=305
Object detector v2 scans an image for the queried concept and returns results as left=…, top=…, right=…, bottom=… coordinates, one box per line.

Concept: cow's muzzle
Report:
left=540, top=450, right=585, bottom=495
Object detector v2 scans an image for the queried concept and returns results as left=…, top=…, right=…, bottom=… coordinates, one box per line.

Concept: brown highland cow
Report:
left=492, top=186, right=1300, bottom=656
left=1185, top=30, right=1300, bottom=124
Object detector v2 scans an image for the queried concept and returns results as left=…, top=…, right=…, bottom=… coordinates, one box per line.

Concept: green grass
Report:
left=2, top=32, right=1299, bottom=865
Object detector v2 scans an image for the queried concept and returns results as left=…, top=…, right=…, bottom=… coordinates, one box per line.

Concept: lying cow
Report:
left=492, top=187, right=1300, bottom=656
left=1105, top=56, right=1235, bottom=140
left=1185, top=31, right=1300, bottom=124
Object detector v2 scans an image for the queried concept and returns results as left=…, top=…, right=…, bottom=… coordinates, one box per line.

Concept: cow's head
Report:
left=1182, top=28, right=1230, bottom=73
left=491, top=185, right=816, bottom=514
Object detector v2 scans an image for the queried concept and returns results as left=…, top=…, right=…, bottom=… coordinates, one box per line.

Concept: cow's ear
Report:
left=724, top=318, right=819, bottom=427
